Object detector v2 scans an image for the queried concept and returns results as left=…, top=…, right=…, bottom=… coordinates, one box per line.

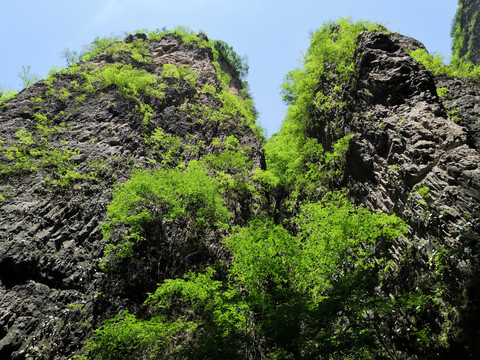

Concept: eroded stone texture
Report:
left=0, top=34, right=264, bottom=359
left=310, top=30, right=480, bottom=356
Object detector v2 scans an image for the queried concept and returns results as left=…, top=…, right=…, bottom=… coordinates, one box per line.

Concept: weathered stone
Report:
left=308, top=29, right=480, bottom=356
left=0, top=33, right=263, bottom=359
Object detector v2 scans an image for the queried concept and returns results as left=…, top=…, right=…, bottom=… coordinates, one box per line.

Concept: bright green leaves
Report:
left=266, top=128, right=353, bottom=201
left=226, top=219, right=298, bottom=298
left=147, top=267, right=249, bottom=339
left=0, top=88, right=18, bottom=106
left=295, top=192, right=407, bottom=298
left=134, top=103, right=153, bottom=127
left=0, top=112, right=88, bottom=187
left=149, top=195, right=406, bottom=358
left=102, top=163, right=232, bottom=240
left=83, top=268, right=249, bottom=359
left=213, top=40, right=249, bottom=81
left=99, top=161, right=233, bottom=270
left=146, top=128, right=187, bottom=167
left=104, top=40, right=151, bottom=64
left=91, top=63, right=166, bottom=98
left=65, top=61, right=166, bottom=98
left=88, top=184, right=414, bottom=359
left=451, top=0, right=480, bottom=63
left=226, top=192, right=407, bottom=304
left=100, top=132, right=262, bottom=270
left=161, top=64, right=198, bottom=87
left=267, top=19, right=385, bottom=201
left=409, top=48, right=480, bottom=80
left=82, top=311, right=194, bottom=360
left=281, top=18, right=383, bottom=114
left=217, top=90, right=263, bottom=141
left=64, top=62, right=166, bottom=130
left=80, top=36, right=121, bottom=62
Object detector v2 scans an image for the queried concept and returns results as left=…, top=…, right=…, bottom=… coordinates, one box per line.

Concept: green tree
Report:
left=100, top=161, right=232, bottom=270
left=18, top=65, right=39, bottom=88
left=84, top=192, right=411, bottom=359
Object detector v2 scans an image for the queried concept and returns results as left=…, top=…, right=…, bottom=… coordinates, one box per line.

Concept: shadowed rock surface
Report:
left=0, top=33, right=264, bottom=359
left=0, top=26, right=479, bottom=359
left=308, top=29, right=480, bottom=357
left=452, top=0, right=480, bottom=65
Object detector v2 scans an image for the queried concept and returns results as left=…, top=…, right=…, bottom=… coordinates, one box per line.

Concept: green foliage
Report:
left=85, top=193, right=414, bottom=359
left=146, top=26, right=262, bottom=139
left=99, top=162, right=232, bottom=269
left=81, top=35, right=122, bottom=62
left=266, top=19, right=383, bottom=200
left=0, top=88, right=18, bottom=105
left=30, top=96, right=44, bottom=103
left=294, top=192, right=407, bottom=297
left=146, top=128, right=188, bottom=167
left=451, top=0, right=480, bottom=61
left=71, top=19, right=461, bottom=359
left=415, top=186, right=431, bottom=200
left=200, top=136, right=259, bottom=211
left=409, top=48, right=480, bottom=79
left=62, top=34, right=149, bottom=66
left=0, top=114, right=87, bottom=187
left=436, top=86, right=449, bottom=98
left=147, top=267, right=249, bottom=341
left=89, top=63, right=165, bottom=98
left=104, top=163, right=231, bottom=236
left=214, top=39, right=249, bottom=82
left=63, top=62, right=166, bottom=132
left=280, top=18, right=383, bottom=107
left=58, top=26, right=263, bottom=141
left=266, top=129, right=353, bottom=201
left=104, top=40, right=151, bottom=64
left=161, top=64, right=198, bottom=87
left=18, top=65, right=39, bottom=88
left=134, top=102, right=153, bottom=127
left=83, top=311, right=194, bottom=360
left=226, top=219, right=299, bottom=298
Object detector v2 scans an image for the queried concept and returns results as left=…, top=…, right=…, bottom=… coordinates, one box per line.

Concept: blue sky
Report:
left=0, top=0, right=458, bottom=137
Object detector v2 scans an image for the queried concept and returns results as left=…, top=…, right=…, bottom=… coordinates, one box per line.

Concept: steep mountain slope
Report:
left=0, top=20, right=479, bottom=360
left=0, top=30, right=265, bottom=359
left=452, top=0, right=480, bottom=64
left=267, top=19, right=480, bottom=358
left=338, top=29, right=480, bottom=358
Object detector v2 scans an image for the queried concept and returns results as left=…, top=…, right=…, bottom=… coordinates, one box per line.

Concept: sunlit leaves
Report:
left=102, top=163, right=232, bottom=241
left=409, top=48, right=480, bottom=79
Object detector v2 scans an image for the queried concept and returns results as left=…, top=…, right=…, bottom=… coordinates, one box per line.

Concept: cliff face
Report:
left=1, top=23, right=480, bottom=360
left=341, top=31, right=479, bottom=250
left=452, top=0, right=480, bottom=64
left=0, top=32, right=264, bottom=359
left=303, top=28, right=480, bottom=357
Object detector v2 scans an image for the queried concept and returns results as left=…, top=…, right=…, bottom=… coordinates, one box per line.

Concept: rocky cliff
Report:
left=0, top=31, right=265, bottom=359
left=452, top=0, right=480, bottom=64
left=333, top=30, right=480, bottom=357
left=0, top=22, right=479, bottom=360
left=266, top=19, right=480, bottom=358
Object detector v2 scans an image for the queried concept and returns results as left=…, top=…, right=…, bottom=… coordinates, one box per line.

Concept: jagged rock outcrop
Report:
left=310, top=29, right=480, bottom=357
left=0, top=32, right=264, bottom=359
left=452, top=0, right=480, bottom=64
left=1, top=23, right=480, bottom=360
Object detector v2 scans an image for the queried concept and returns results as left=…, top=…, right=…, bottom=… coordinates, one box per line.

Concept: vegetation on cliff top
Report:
left=410, top=48, right=480, bottom=80
left=265, top=19, right=384, bottom=203
left=71, top=20, right=458, bottom=360
left=0, top=26, right=264, bottom=194
left=1, top=14, right=476, bottom=359
left=451, top=0, right=480, bottom=63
